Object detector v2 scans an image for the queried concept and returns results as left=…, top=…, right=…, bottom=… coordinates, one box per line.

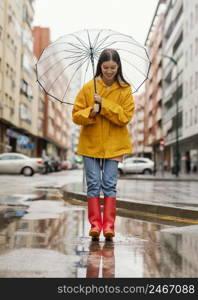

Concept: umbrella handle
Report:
left=90, top=48, right=97, bottom=93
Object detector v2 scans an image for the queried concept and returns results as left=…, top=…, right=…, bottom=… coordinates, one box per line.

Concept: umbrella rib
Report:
left=70, top=33, right=90, bottom=48
left=82, top=58, right=91, bottom=85
left=96, top=43, right=150, bottom=65
left=86, top=29, right=92, bottom=49
left=121, top=57, right=148, bottom=77
left=92, top=29, right=104, bottom=48
left=46, top=40, right=88, bottom=53
left=67, top=42, right=88, bottom=53
left=114, top=48, right=150, bottom=63
left=97, top=41, right=148, bottom=61
left=94, top=35, right=116, bottom=51
left=98, top=32, right=145, bottom=48
left=45, top=41, right=84, bottom=50
left=38, top=50, right=88, bottom=65
left=62, top=56, right=89, bottom=102
left=38, top=53, right=88, bottom=80
left=95, top=35, right=145, bottom=53
left=47, top=55, right=88, bottom=93
left=124, top=73, right=138, bottom=92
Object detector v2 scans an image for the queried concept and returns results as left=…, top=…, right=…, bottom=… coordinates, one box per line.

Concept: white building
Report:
left=162, top=0, right=184, bottom=172
left=182, top=0, right=198, bottom=172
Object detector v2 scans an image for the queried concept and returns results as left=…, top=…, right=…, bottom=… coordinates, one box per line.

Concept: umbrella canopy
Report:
left=36, top=28, right=151, bottom=105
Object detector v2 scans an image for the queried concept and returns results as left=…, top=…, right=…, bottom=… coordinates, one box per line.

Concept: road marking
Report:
left=117, top=209, right=198, bottom=224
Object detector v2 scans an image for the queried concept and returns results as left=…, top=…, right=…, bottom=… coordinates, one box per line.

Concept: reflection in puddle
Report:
left=86, top=241, right=115, bottom=278
left=0, top=198, right=198, bottom=277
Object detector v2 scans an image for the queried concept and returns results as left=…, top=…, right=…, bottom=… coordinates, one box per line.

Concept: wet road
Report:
left=0, top=187, right=198, bottom=278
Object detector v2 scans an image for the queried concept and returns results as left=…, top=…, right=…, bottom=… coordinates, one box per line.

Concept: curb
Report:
left=0, top=191, right=47, bottom=207
left=62, top=185, right=198, bottom=221
left=119, top=176, right=198, bottom=182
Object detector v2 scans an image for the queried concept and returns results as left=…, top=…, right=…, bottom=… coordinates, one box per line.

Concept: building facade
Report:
left=144, top=0, right=166, bottom=170
left=0, top=0, right=39, bottom=156
left=181, top=0, right=198, bottom=173
left=0, top=1, right=74, bottom=160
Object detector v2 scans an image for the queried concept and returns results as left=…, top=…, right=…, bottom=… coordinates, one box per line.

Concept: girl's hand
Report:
left=94, top=93, right=101, bottom=103
left=89, top=108, right=98, bottom=118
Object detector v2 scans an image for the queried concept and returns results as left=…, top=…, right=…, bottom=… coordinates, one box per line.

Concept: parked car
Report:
left=61, top=160, right=73, bottom=170
left=118, top=157, right=154, bottom=175
left=0, top=152, right=45, bottom=176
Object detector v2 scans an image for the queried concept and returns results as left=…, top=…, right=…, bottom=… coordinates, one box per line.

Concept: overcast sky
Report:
left=33, top=0, right=159, bottom=45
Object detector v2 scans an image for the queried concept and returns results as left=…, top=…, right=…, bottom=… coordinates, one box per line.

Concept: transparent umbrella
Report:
left=36, top=28, right=151, bottom=105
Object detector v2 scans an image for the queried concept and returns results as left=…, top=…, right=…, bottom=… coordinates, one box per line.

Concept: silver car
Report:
left=118, top=157, right=154, bottom=175
left=0, top=153, right=45, bottom=176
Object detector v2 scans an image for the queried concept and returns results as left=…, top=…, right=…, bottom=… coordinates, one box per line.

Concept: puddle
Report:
left=0, top=188, right=198, bottom=278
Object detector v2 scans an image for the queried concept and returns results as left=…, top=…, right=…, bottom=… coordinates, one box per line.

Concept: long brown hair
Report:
left=95, top=48, right=129, bottom=86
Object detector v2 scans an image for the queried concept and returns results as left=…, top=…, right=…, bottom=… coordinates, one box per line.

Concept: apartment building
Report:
left=162, top=0, right=184, bottom=173
left=0, top=0, right=39, bottom=156
left=33, top=26, right=77, bottom=160
left=144, top=0, right=166, bottom=169
left=181, top=0, right=198, bottom=172
left=129, top=93, right=149, bottom=156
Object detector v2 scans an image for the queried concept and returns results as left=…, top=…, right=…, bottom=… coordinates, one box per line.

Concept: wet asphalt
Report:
left=0, top=188, right=197, bottom=278
left=0, top=170, right=198, bottom=278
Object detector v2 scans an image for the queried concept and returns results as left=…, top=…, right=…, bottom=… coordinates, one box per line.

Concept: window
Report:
left=173, top=32, right=183, bottom=54
left=185, top=111, right=188, bottom=128
left=185, top=81, right=188, bottom=97
left=38, top=118, right=43, bottom=131
left=39, top=98, right=44, bottom=112
left=190, top=108, right=193, bottom=126
left=195, top=106, right=198, bottom=124
left=0, top=25, right=2, bottom=39
left=133, top=159, right=148, bottom=164
left=190, top=44, right=193, bottom=61
left=186, top=21, right=188, bottom=36
left=195, top=72, right=198, bottom=90
left=0, top=155, right=23, bottom=160
left=190, top=12, right=193, bottom=28
left=190, top=76, right=193, bottom=94
left=185, top=50, right=188, bottom=66
left=196, top=4, right=198, bottom=23
left=195, top=38, right=198, bottom=55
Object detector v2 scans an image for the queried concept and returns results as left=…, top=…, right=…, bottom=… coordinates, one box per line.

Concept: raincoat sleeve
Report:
left=100, top=86, right=135, bottom=127
left=72, top=87, right=96, bottom=126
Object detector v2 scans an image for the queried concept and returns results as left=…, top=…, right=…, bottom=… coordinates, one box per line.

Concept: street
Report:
left=0, top=170, right=198, bottom=277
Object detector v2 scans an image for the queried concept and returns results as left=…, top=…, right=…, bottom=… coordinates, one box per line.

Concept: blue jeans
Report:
left=83, top=156, right=118, bottom=198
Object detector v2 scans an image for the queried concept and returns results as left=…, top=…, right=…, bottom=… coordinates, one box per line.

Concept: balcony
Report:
left=156, top=50, right=162, bottom=67
left=137, top=122, right=144, bottom=131
left=137, top=111, right=144, bottom=121
left=156, top=108, right=162, bottom=121
left=156, top=68, right=162, bottom=84
left=156, top=128, right=162, bottom=140
left=147, top=99, right=153, bottom=113
left=167, top=127, right=182, bottom=142
left=148, top=135, right=153, bottom=145
left=156, top=87, right=162, bottom=102
left=148, top=117, right=153, bottom=129
left=137, top=134, right=144, bottom=142
left=148, top=83, right=154, bottom=97
left=136, top=145, right=144, bottom=153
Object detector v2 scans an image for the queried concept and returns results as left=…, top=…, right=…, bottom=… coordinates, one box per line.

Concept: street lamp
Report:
left=163, top=55, right=180, bottom=177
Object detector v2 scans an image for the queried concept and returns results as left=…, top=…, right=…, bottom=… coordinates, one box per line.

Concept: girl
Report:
left=72, top=48, right=135, bottom=241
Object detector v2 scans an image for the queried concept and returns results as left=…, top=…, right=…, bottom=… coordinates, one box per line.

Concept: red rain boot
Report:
left=88, top=197, right=102, bottom=239
left=103, top=197, right=116, bottom=240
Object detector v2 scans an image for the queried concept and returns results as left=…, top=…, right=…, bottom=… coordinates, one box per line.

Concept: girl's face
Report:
left=101, top=60, right=119, bottom=83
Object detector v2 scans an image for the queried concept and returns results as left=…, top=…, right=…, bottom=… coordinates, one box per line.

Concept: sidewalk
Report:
left=119, top=171, right=198, bottom=181
left=62, top=174, right=198, bottom=222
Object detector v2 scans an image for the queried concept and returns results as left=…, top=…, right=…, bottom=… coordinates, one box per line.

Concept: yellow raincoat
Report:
left=72, top=77, right=135, bottom=158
